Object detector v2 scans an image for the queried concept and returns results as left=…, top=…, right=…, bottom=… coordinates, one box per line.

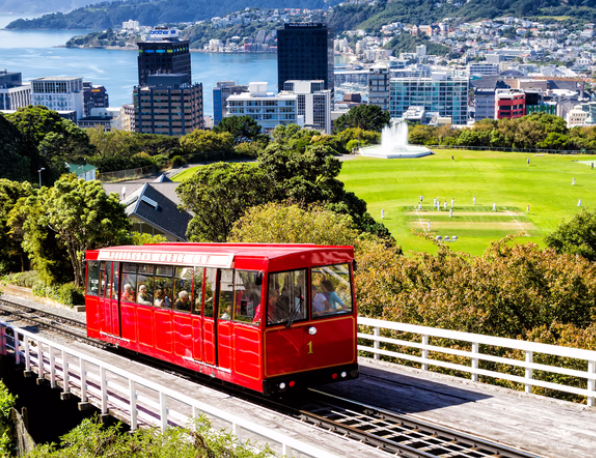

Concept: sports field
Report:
left=339, top=149, right=596, bottom=255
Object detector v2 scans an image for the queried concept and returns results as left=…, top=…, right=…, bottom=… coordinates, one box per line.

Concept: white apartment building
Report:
left=567, top=106, right=589, bottom=127
left=31, top=77, right=84, bottom=119
left=122, top=20, right=139, bottom=30
left=284, top=80, right=332, bottom=134
left=0, top=83, right=30, bottom=111
left=226, top=82, right=297, bottom=134
left=467, top=62, right=499, bottom=76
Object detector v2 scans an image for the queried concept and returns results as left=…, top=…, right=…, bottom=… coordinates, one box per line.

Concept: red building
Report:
left=495, top=88, right=526, bottom=119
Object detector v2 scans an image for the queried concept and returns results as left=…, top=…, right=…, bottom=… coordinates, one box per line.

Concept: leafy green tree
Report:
left=230, top=202, right=359, bottom=246
left=333, top=105, right=391, bottom=133
left=131, top=232, right=168, bottom=245
left=28, top=175, right=131, bottom=286
left=179, top=129, right=235, bottom=159
left=0, top=114, right=35, bottom=182
left=0, top=179, right=35, bottom=274
left=545, top=210, right=596, bottom=261
left=5, top=106, right=94, bottom=183
left=213, top=115, right=262, bottom=143
left=177, top=163, right=274, bottom=242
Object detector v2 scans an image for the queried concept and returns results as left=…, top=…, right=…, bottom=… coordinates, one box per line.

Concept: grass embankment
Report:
left=339, top=149, right=596, bottom=255
left=171, top=167, right=200, bottom=182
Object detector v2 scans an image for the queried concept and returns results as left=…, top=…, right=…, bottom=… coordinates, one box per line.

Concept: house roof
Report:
left=66, top=162, right=98, bottom=174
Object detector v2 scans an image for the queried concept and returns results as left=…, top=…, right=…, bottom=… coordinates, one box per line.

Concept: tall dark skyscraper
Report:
left=277, top=23, right=334, bottom=96
left=137, top=28, right=191, bottom=86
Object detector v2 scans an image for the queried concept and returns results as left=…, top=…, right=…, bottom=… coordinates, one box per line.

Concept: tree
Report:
left=333, top=105, right=391, bottom=133
left=212, top=115, right=262, bottom=143
left=545, top=210, right=596, bottom=261
left=176, top=163, right=274, bottom=242
left=41, top=175, right=131, bottom=286
left=0, top=179, right=35, bottom=274
left=179, top=129, right=235, bottom=160
left=0, top=115, right=35, bottom=182
left=5, top=106, right=94, bottom=183
left=229, top=202, right=359, bottom=246
left=131, top=232, right=168, bottom=245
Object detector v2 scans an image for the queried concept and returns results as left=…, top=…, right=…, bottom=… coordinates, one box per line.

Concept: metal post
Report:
left=129, top=380, right=137, bottom=431
left=421, top=335, right=429, bottom=371
left=80, top=358, right=87, bottom=402
left=525, top=351, right=533, bottom=394
left=588, top=361, right=595, bottom=407
left=0, top=326, right=5, bottom=356
left=160, top=391, right=168, bottom=431
left=62, top=350, right=69, bottom=394
left=100, top=367, right=107, bottom=414
left=373, top=327, right=380, bottom=360
left=471, top=342, right=479, bottom=382
left=49, top=346, right=56, bottom=388
left=14, top=332, right=20, bottom=365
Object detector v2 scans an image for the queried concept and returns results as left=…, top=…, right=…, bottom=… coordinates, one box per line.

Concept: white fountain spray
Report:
left=359, top=119, right=432, bottom=159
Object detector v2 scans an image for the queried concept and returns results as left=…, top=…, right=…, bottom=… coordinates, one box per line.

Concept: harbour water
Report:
left=0, top=15, right=349, bottom=116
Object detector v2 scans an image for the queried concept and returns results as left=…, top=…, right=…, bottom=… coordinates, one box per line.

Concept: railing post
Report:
left=129, top=379, right=137, bottom=431
left=49, top=346, right=56, bottom=388
left=100, top=366, right=107, bottom=415
left=160, top=391, right=168, bottom=431
left=38, top=343, right=44, bottom=380
left=588, top=361, right=595, bottom=407
left=282, top=443, right=294, bottom=458
left=421, top=335, right=429, bottom=371
left=14, top=332, right=20, bottom=365
left=232, top=422, right=243, bottom=442
left=62, top=350, right=70, bottom=395
left=24, top=337, right=30, bottom=373
left=525, top=351, right=533, bottom=394
left=80, top=358, right=87, bottom=402
left=0, top=325, right=5, bottom=356
left=373, top=327, right=380, bottom=360
left=471, top=342, right=479, bottom=382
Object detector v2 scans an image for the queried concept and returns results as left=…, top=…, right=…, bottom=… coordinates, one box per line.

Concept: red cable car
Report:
left=84, top=243, right=359, bottom=395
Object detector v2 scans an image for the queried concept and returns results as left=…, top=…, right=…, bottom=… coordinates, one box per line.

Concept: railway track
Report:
left=0, top=297, right=543, bottom=458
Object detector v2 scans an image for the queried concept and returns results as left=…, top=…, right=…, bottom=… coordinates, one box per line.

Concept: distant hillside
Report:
left=0, top=0, right=99, bottom=15
left=6, top=0, right=342, bottom=30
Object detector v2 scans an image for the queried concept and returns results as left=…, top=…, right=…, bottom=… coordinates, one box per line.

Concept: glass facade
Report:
left=137, top=41, right=191, bottom=86
left=389, top=77, right=469, bottom=125
left=277, top=23, right=334, bottom=97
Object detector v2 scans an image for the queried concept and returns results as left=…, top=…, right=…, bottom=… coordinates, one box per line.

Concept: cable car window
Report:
left=104, top=262, right=112, bottom=298
left=192, top=268, right=204, bottom=315
left=266, top=269, right=307, bottom=326
left=233, top=271, right=262, bottom=325
left=173, top=267, right=193, bottom=312
left=121, top=263, right=137, bottom=303
left=154, top=270, right=173, bottom=309
left=86, top=261, right=100, bottom=296
left=112, top=262, right=120, bottom=300
left=139, top=264, right=154, bottom=275
left=155, top=265, right=173, bottom=276
left=99, top=262, right=106, bottom=297
left=203, top=268, right=217, bottom=318
left=218, top=269, right=235, bottom=320
left=311, top=263, right=353, bottom=318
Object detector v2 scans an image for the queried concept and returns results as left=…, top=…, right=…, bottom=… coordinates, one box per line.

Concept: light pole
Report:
left=37, top=167, right=45, bottom=188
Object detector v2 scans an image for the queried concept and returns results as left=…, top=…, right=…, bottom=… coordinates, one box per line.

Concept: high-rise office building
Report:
left=213, top=81, right=249, bottom=126
left=495, top=88, right=525, bottom=119
left=137, top=28, right=191, bottom=86
left=277, top=23, right=334, bottom=97
left=31, top=77, right=84, bottom=119
left=283, top=80, right=332, bottom=134
left=83, top=82, right=109, bottom=116
left=390, top=73, right=468, bottom=125
left=134, top=74, right=204, bottom=135
left=368, top=63, right=390, bottom=111
left=0, top=70, right=30, bottom=111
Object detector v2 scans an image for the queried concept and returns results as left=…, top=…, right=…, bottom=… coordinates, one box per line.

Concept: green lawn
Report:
left=171, top=166, right=201, bottom=182
left=339, top=149, right=596, bottom=255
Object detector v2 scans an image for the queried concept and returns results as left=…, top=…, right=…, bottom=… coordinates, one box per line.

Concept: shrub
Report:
left=0, top=381, right=15, bottom=457
left=346, top=139, right=367, bottom=152
left=5, top=270, right=40, bottom=288
left=57, top=283, right=85, bottom=306
left=171, top=155, right=187, bottom=168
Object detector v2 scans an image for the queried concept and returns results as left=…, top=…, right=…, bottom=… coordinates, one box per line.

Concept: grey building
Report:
left=212, top=81, right=249, bottom=126
left=368, top=63, right=390, bottom=111
left=0, top=71, right=31, bottom=111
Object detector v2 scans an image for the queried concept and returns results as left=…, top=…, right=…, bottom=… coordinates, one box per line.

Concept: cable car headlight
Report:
left=279, top=382, right=287, bottom=390
left=308, top=327, right=317, bottom=335
left=341, top=372, right=347, bottom=378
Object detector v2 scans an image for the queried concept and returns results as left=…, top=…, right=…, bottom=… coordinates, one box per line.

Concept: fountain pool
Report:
left=359, top=120, right=432, bottom=159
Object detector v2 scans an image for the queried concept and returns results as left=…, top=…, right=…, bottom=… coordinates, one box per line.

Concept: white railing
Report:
left=358, top=317, right=596, bottom=406
left=0, top=321, right=340, bottom=458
